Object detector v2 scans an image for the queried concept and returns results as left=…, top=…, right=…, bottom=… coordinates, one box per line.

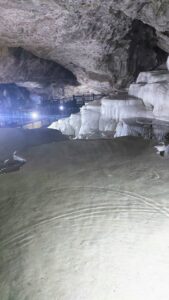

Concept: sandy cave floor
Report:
left=0, top=130, right=169, bottom=299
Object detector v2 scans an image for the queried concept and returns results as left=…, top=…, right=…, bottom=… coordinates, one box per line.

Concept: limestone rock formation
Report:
left=0, top=0, right=168, bottom=98
left=49, top=62, right=169, bottom=141
left=48, top=94, right=151, bottom=139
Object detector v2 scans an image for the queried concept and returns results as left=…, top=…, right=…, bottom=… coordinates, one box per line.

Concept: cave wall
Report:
left=0, top=46, right=78, bottom=93
left=0, top=1, right=168, bottom=97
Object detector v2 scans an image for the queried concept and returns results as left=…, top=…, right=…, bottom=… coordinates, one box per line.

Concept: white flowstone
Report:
left=49, top=58, right=169, bottom=140
left=136, top=71, right=169, bottom=84
left=114, top=120, right=145, bottom=138
left=49, top=94, right=153, bottom=139
left=166, top=56, right=169, bottom=71
left=69, top=113, right=81, bottom=137
left=129, top=82, right=169, bottom=120
left=49, top=117, right=75, bottom=136
left=79, top=102, right=101, bottom=137
left=100, top=94, right=151, bottom=121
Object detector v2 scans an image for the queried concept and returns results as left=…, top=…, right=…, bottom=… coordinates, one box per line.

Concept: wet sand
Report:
left=0, top=133, right=169, bottom=299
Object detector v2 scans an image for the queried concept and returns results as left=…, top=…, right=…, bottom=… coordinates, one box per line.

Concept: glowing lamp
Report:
left=59, top=105, right=64, bottom=111
left=31, top=112, right=39, bottom=120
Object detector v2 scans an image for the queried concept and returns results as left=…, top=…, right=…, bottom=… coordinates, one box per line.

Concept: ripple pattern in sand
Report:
left=0, top=186, right=166, bottom=249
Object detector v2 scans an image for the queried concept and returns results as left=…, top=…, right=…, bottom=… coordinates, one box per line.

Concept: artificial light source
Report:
left=59, top=105, right=64, bottom=111
left=31, top=112, right=39, bottom=120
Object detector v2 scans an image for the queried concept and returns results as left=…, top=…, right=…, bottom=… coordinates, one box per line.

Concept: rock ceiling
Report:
left=0, top=0, right=168, bottom=97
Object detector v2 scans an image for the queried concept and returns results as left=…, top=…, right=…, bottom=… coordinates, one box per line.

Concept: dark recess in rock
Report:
left=9, top=47, right=79, bottom=86
left=0, top=83, right=30, bottom=108
left=127, top=20, right=168, bottom=80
